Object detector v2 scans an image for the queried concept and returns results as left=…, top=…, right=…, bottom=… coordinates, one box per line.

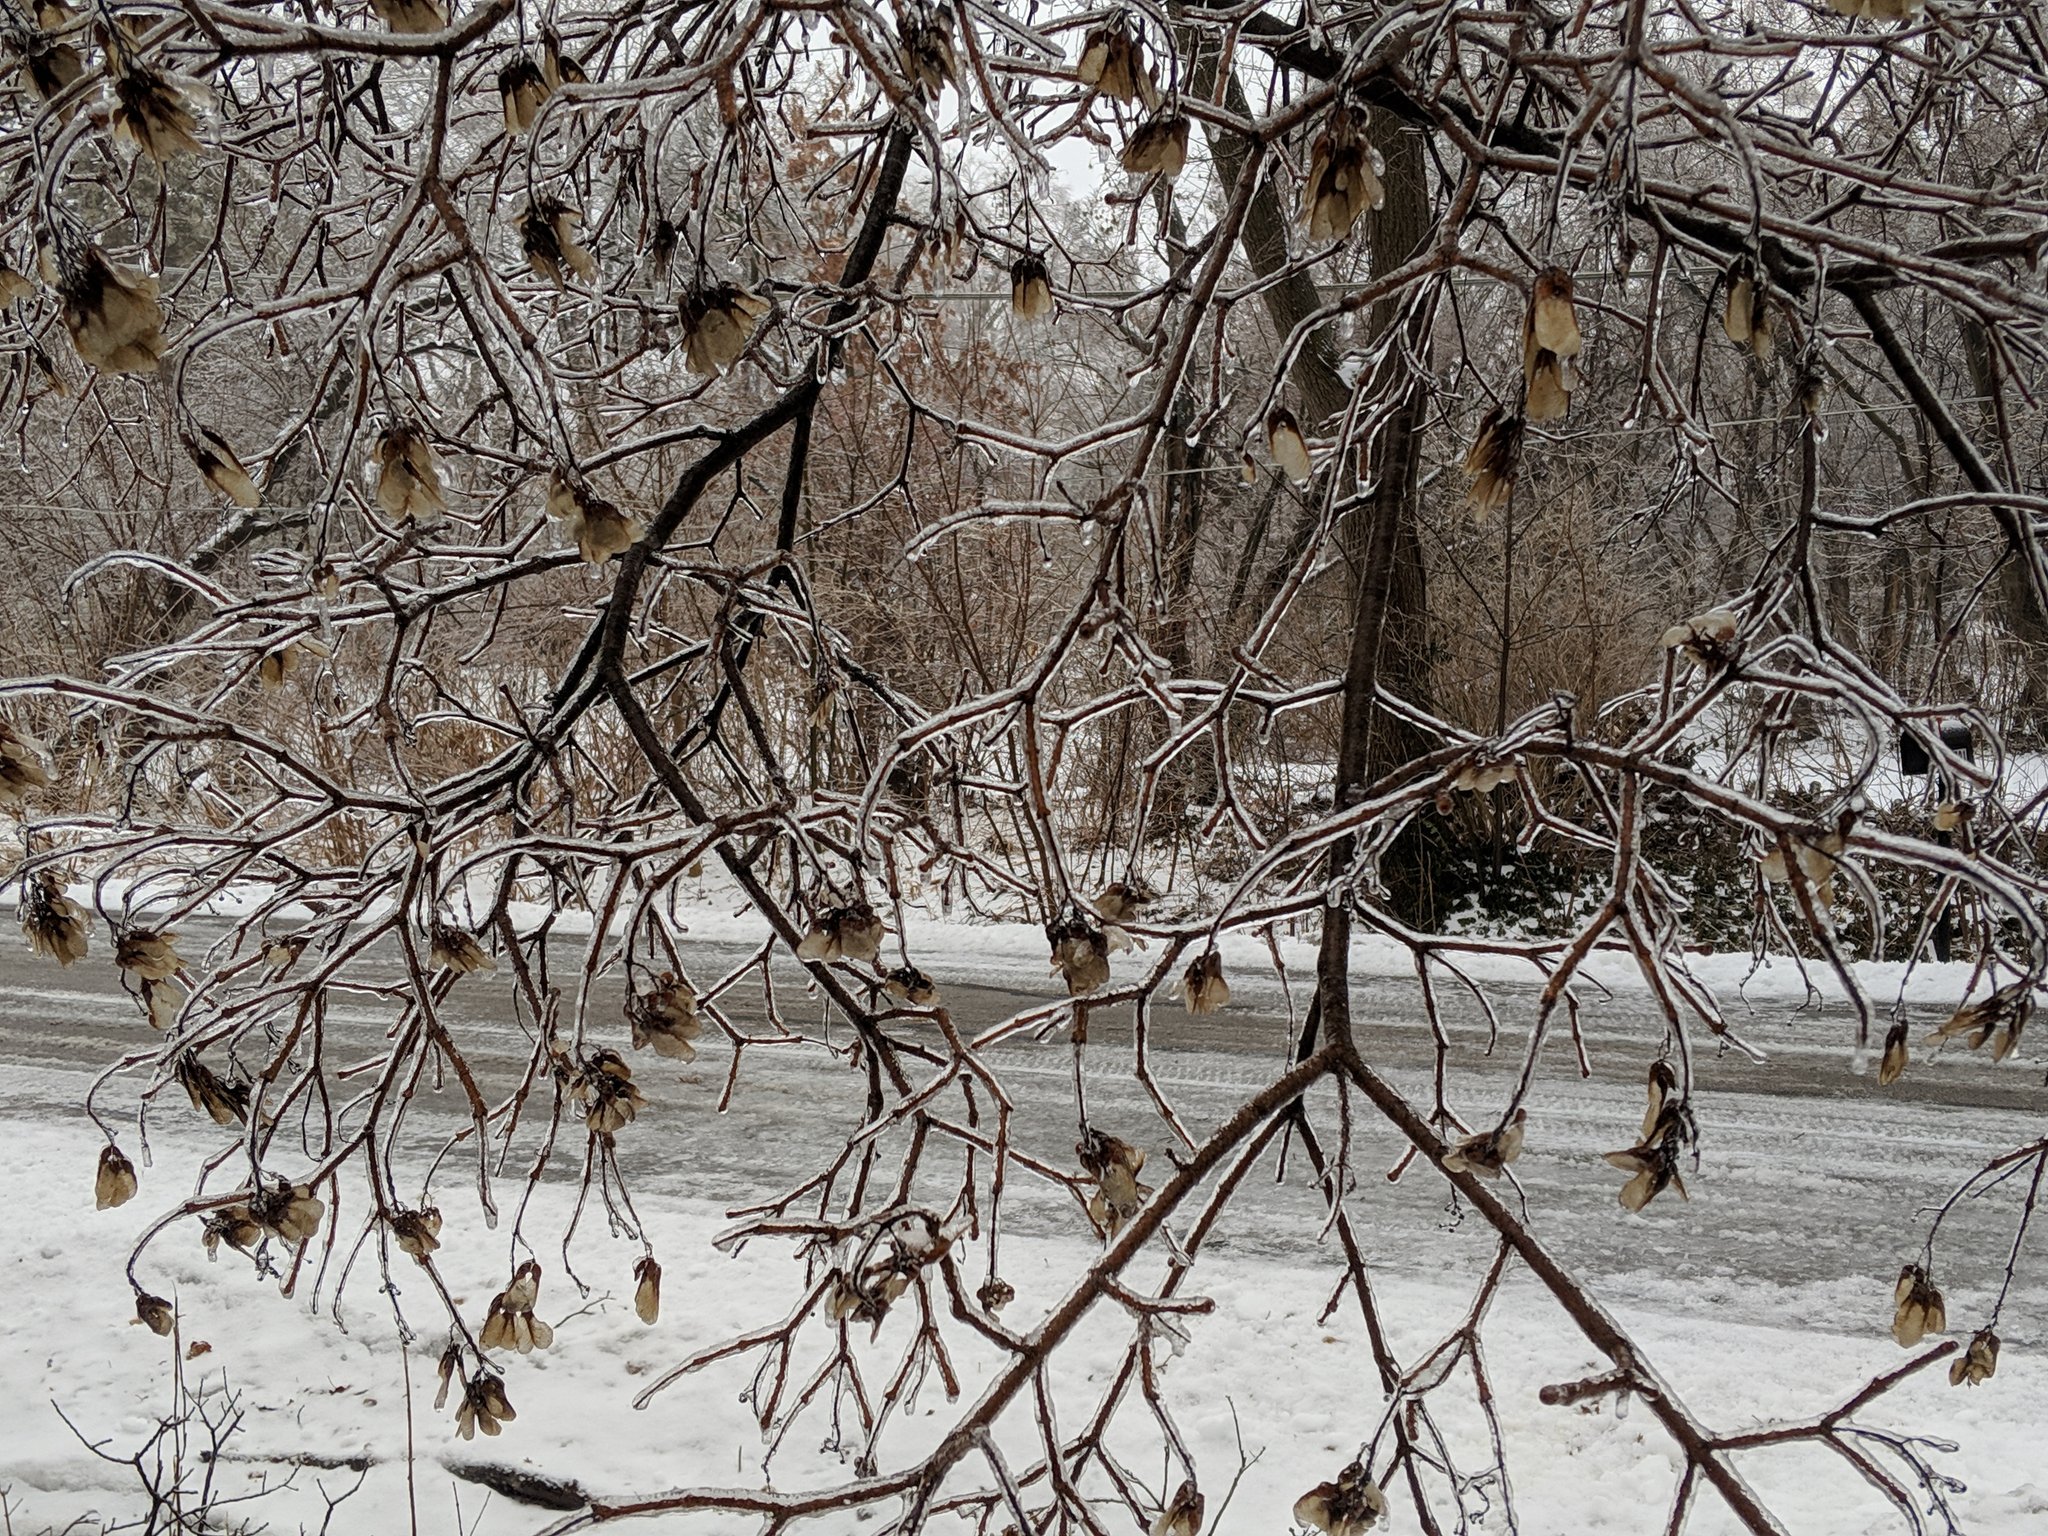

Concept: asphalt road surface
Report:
left=3, top=920, right=2044, bottom=1346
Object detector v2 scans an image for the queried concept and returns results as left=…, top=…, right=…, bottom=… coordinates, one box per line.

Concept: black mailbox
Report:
left=1900, top=721, right=1974, bottom=776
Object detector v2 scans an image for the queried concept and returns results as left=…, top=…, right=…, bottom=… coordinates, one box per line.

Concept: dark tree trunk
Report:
left=1346, top=123, right=1437, bottom=926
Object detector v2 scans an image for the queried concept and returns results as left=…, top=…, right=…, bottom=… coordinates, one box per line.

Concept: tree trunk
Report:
left=1960, top=313, right=2048, bottom=739
left=1347, top=122, right=1437, bottom=924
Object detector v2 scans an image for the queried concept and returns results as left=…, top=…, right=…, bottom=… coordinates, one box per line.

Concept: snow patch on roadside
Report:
left=3, top=1113, right=2044, bottom=1535
left=20, top=862, right=2005, bottom=1019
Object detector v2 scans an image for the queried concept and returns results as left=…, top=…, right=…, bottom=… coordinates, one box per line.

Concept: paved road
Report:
left=4, top=920, right=2044, bottom=1345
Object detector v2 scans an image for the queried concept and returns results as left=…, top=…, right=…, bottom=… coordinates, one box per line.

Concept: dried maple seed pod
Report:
left=0, top=720, right=50, bottom=808
left=21, top=870, right=89, bottom=964
left=28, top=344, right=69, bottom=397
left=1075, top=19, right=1157, bottom=108
left=23, top=29, right=84, bottom=111
left=1047, top=907, right=1111, bottom=996
left=373, top=423, right=445, bottom=524
left=1787, top=829, right=1845, bottom=910
left=1928, top=981, right=2031, bottom=1063
left=1641, top=1059, right=1677, bottom=1140
left=1521, top=267, right=1583, bottom=423
left=883, top=964, right=939, bottom=1006
left=541, top=26, right=587, bottom=87
left=433, top=1342, right=461, bottom=1409
left=1178, top=951, right=1229, bottom=1014
left=928, top=205, right=966, bottom=275
left=390, top=1206, right=443, bottom=1258
left=1461, top=407, right=1522, bottom=518
left=258, top=635, right=331, bottom=691
left=428, top=921, right=494, bottom=975
left=59, top=247, right=165, bottom=374
left=1093, top=881, right=1153, bottom=927
left=679, top=284, right=768, bottom=374
left=1529, top=266, right=1583, bottom=359
left=1604, top=1145, right=1680, bottom=1212
left=1443, top=1108, right=1527, bottom=1179
left=1094, top=879, right=1155, bottom=953
left=833, top=903, right=885, bottom=965
left=1008, top=254, right=1053, bottom=320
left=115, top=928, right=183, bottom=982
left=1722, top=263, right=1775, bottom=362
left=109, top=62, right=206, bottom=160
left=1523, top=348, right=1573, bottom=423
left=454, top=1372, right=516, bottom=1438
left=645, top=217, right=678, bottom=277
left=1604, top=1089, right=1691, bottom=1213
left=823, top=1270, right=863, bottom=1322
left=1301, top=102, right=1384, bottom=243
left=888, top=1209, right=960, bottom=1267
left=498, top=57, right=550, bottom=134
left=1151, top=1480, right=1204, bottom=1536
left=135, top=1292, right=175, bottom=1336
left=1949, top=1328, right=1998, bottom=1386
left=252, top=1180, right=326, bottom=1247
left=187, top=428, right=259, bottom=506
left=139, top=976, right=181, bottom=1030
left=1891, top=1263, right=1946, bottom=1347
left=826, top=1260, right=913, bottom=1326
left=629, top=974, right=703, bottom=1060
left=797, top=902, right=885, bottom=966
left=1722, top=272, right=1754, bottom=346
left=976, top=1276, right=1014, bottom=1313
left=96, top=1144, right=138, bottom=1210
left=1265, top=406, right=1311, bottom=482
left=202, top=1205, right=262, bottom=1258
left=547, top=470, right=639, bottom=563
left=1878, top=1020, right=1909, bottom=1086
left=523, top=198, right=596, bottom=287
left=897, top=5, right=956, bottom=96
left=175, top=1053, right=249, bottom=1126
left=633, top=1256, right=662, bottom=1324
left=370, top=0, right=445, bottom=31
left=574, top=1049, right=646, bottom=1134
left=262, top=934, right=308, bottom=975
left=1294, top=1460, right=1388, bottom=1535
left=1078, top=1127, right=1151, bottom=1238
left=1122, top=112, right=1189, bottom=178
left=479, top=1262, right=553, bottom=1354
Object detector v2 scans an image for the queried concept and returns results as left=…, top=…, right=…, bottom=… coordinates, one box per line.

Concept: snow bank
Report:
left=4, top=1112, right=2043, bottom=1535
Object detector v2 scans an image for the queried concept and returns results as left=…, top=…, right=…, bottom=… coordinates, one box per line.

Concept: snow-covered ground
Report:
left=2, top=906, right=2045, bottom=1533
left=5, top=1109, right=2046, bottom=1536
